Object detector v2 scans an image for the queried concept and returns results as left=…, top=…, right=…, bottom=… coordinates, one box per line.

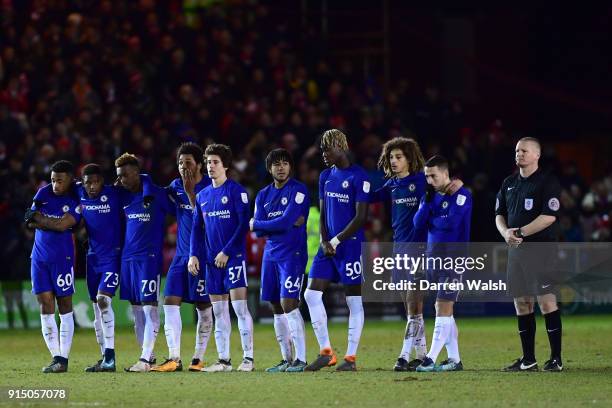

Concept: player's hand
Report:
left=182, top=168, right=196, bottom=195
left=188, top=256, right=200, bottom=276
left=504, top=228, right=523, bottom=247
left=425, top=185, right=435, bottom=203
left=143, top=195, right=154, bottom=208
left=445, top=178, right=464, bottom=195
left=249, top=218, right=255, bottom=231
left=214, top=251, right=229, bottom=268
left=321, top=241, right=336, bottom=257
left=24, top=208, right=37, bottom=224
left=293, top=215, right=305, bottom=227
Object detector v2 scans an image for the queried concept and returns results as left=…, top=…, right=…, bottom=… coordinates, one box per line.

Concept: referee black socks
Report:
left=517, top=313, right=536, bottom=362
left=544, top=310, right=562, bottom=360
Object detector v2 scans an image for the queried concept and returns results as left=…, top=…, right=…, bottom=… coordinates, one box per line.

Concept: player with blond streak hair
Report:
left=304, top=129, right=370, bottom=372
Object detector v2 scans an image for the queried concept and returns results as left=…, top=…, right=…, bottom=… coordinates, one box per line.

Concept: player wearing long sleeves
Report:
left=413, top=155, right=472, bottom=373
left=115, top=153, right=174, bottom=373
left=304, top=129, right=370, bottom=372
left=188, top=144, right=255, bottom=372
left=250, top=148, right=310, bottom=372
left=26, top=160, right=82, bottom=373
left=151, top=142, right=213, bottom=373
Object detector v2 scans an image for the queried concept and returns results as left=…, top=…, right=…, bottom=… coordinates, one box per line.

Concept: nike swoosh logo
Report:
left=123, top=205, right=129, bottom=209
left=507, top=187, right=513, bottom=190
left=325, top=181, right=332, bottom=184
left=263, top=202, right=270, bottom=207
left=61, top=286, right=70, bottom=292
left=177, top=192, right=184, bottom=195
left=541, top=284, right=551, bottom=289
left=350, top=275, right=361, bottom=280
left=520, top=362, right=537, bottom=370
left=287, top=288, right=299, bottom=293
left=547, top=328, right=559, bottom=333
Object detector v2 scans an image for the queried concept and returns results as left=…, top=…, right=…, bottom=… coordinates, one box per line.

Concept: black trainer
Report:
left=407, top=358, right=424, bottom=371
left=43, top=356, right=68, bottom=373
left=502, top=357, right=538, bottom=372
left=543, top=358, right=563, bottom=372
left=394, top=358, right=409, bottom=372
left=85, top=359, right=103, bottom=372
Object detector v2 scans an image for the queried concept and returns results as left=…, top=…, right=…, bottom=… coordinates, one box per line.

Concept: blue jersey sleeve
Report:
left=432, top=192, right=472, bottom=230
left=318, top=169, right=330, bottom=201
left=155, top=185, right=174, bottom=215
left=31, top=187, right=45, bottom=210
left=253, top=189, right=266, bottom=238
left=353, top=171, right=371, bottom=203
left=141, top=173, right=153, bottom=197
left=164, top=185, right=178, bottom=216
left=68, top=201, right=82, bottom=224
left=190, top=192, right=205, bottom=258
left=221, top=184, right=249, bottom=257
left=413, top=197, right=432, bottom=230
left=253, top=186, right=308, bottom=233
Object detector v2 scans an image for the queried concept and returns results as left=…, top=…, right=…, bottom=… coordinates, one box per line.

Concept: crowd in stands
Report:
left=1, top=0, right=610, bottom=284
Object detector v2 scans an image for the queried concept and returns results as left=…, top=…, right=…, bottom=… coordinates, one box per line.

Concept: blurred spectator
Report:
left=0, top=0, right=608, bottom=293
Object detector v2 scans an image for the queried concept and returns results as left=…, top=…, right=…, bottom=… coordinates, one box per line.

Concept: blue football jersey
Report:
left=319, top=164, right=371, bottom=241
left=190, top=179, right=249, bottom=263
left=252, top=178, right=310, bottom=262
left=166, top=177, right=211, bottom=258
left=30, top=184, right=82, bottom=262
left=78, top=185, right=128, bottom=262
left=371, top=172, right=427, bottom=242
left=413, top=186, right=472, bottom=243
left=121, top=183, right=173, bottom=260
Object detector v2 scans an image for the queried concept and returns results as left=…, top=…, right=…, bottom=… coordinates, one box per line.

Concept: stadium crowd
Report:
left=1, top=0, right=611, bottom=289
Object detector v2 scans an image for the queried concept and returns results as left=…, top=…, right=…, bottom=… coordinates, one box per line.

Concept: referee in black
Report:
left=495, top=137, right=563, bottom=372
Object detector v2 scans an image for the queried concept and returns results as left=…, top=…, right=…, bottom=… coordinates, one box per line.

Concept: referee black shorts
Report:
left=506, top=244, right=560, bottom=298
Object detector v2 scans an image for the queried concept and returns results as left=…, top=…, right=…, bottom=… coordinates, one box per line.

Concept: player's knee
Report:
left=96, top=294, right=111, bottom=310
left=304, top=288, right=322, bottom=306
left=57, top=298, right=73, bottom=315
left=435, top=300, right=453, bottom=316
left=280, top=299, right=299, bottom=313
left=514, top=299, right=534, bottom=315
left=270, top=302, right=284, bottom=315
left=344, top=284, right=361, bottom=297
left=538, top=300, right=558, bottom=314
left=39, top=301, right=55, bottom=315
left=196, top=301, right=211, bottom=311
left=406, top=301, right=423, bottom=316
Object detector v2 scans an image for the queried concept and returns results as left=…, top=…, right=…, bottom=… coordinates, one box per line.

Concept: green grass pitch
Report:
left=1, top=314, right=611, bottom=407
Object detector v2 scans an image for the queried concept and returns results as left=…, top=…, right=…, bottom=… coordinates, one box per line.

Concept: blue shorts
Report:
left=426, top=268, right=462, bottom=302
left=31, top=258, right=75, bottom=297
left=164, top=256, right=210, bottom=303
left=205, top=257, right=248, bottom=295
left=260, top=256, right=305, bottom=302
left=309, top=239, right=362, bottom=286
left=86, top=255, right=120, bottom=301
left=120, top=257, right=161, bottom=303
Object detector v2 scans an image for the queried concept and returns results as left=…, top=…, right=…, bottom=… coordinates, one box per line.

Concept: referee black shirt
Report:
left=495, top=168, right=561, bottom=242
